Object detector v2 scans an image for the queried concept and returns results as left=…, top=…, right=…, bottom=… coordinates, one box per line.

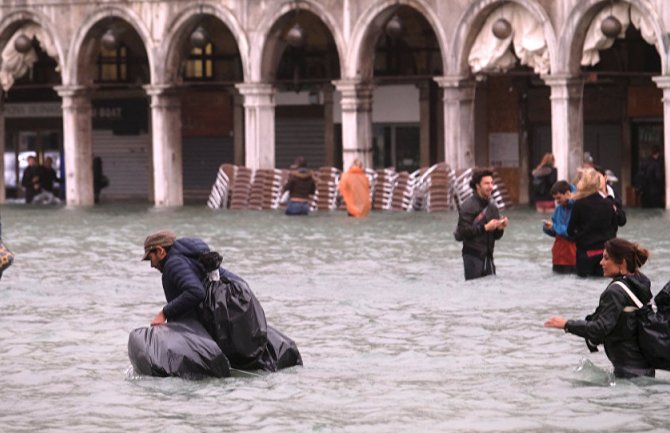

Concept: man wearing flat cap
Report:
left=142, top=229, right=240, bottom=326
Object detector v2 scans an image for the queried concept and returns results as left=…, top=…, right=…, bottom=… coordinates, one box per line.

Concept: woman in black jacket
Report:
left=568, top=168, right=618, bottom=277
left=545, top=238, right=654, bottom=379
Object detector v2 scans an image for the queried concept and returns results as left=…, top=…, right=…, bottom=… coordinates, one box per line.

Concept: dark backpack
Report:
left=615, top=281, right=670, bottom=370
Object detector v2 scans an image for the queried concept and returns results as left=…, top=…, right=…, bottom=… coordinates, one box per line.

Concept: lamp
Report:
left=190, top=26, right=208, bottom=48
left=101, top=29, right=118, bottom=50
left=286, top=23, right=304, bottom=47
left=14, top=34, right=32, bottom=53
left=385, top=15, right=403, bottom=40
left=601, top=15, right=622, bottom=38
left=492, top=18, right=512, bottom=39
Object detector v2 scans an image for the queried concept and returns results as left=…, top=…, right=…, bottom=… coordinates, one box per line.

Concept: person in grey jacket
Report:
left=454, top=169, right=508, bottom=280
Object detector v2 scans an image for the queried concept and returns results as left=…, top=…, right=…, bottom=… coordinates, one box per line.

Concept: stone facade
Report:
left=0, top=0, right=668, bottom=207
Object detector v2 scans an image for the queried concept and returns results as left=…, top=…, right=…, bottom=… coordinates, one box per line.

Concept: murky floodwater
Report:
left=1, top=204, right=670, bottom=432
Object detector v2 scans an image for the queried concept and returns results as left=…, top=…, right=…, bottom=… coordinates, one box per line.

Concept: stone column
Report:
left=418, top=81, right=431, bottom=167
left=55, top=85, right=94, bottom=206
left=542, top=75, right=584, bottom=182
left=145, top=84, right=183, bottom=207
left=235, top=82, right=275, bottom=169
left=323, top=84, right=335, bottom=167
left=333, top=79, right=373, bottom=169
left=0, top=99, right=5, bottom=203
left=232, top=90, right=245, bottom=166
left=652, top=76, right=670, bottom=209
left=434, top=76, right=475, bottom=170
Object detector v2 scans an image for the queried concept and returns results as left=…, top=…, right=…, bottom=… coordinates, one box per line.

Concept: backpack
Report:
left=613, top=281, right=670, bottom=370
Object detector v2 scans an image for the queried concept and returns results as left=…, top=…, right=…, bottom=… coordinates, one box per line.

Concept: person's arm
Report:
left=282, top=177, right=293, bottom=194
left=563, top=287, right=626, bottom=343
left=567, top=201, right=581, bottom=239
left=160, top=257, right=206, bottom=321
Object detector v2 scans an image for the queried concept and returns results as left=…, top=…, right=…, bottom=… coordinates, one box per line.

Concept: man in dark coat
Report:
left=21, top=155, right=42, bottom=204
left=454, top=169, right=509, bottom=280
left=637, top=146, right=664, bottom=208
left=142, top=229, right=239, bottom=325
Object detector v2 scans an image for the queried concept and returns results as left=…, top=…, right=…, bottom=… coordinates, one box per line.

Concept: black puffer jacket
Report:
left=565, top=274, right=654, bottom=375
left=455, top=194, right=504, bottom=258
left=161, top=238, right=209, bottom=320
left=567, top=192, right=617, bottom=250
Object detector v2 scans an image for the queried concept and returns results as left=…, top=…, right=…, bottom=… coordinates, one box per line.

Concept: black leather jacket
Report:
left=565, top=274, right=654, bottom=375
left=454, top=194, right=504, bottom=258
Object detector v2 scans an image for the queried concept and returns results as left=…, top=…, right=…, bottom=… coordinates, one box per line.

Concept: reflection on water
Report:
left=1, top=204, right=670, bottom=432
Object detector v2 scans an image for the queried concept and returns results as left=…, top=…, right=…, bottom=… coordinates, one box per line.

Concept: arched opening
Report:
left=364, top=5, right=443, bottom=172
left=577, top=3, right=662, bottom=206
left=172, top=14, right=244, bottom=201
left=0, top=20, right=62, bottom=202
left=76, top=17, right=151, bottom=202
left=262, top=9, right=340, bottom=169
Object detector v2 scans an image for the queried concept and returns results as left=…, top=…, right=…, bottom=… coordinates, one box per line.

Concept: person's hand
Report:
left=543, top=219, right=553, bottom=229
left=484, top=219, right=498, bottom=231
left=544, top=316, right=567, bottom=329
left=151, top=310, right=167, bottom=326
left=498, top=216, right=509, bottom=229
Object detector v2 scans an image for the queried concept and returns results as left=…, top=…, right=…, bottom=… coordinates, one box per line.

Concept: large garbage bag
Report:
left=637, top=281, right=670, bottom=370
left=256, top=325, right=303, bottom=371
left=128, top=318, right=231, bottom=379
left=197, top=273, right=269, bottom=369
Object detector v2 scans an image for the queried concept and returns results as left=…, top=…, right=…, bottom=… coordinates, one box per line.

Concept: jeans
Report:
left=463, top=254, right=495, bottom=281
left=285, top=200, right=311, bottom=215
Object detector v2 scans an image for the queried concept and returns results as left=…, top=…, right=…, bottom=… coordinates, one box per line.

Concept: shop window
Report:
left=184, top=43, right=214, bottom=80
left=97, top=45, right=128, bottom=82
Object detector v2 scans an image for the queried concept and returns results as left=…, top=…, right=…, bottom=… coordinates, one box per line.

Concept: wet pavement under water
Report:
left=1, top=204, right=670, bottom=432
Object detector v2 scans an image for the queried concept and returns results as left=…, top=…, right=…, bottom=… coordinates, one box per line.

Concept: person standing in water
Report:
left=545, top=238, right=654, bottom=379
left=338, top=159, right=371, bottom=218
left=454, top=169, right=508, bottom=280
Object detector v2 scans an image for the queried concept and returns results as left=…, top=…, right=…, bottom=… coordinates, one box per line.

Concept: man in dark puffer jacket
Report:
left=142, top=230, right=239, bottom=325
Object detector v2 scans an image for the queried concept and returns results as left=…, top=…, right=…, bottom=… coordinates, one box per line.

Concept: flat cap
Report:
left=142, top=230, right=176, bottom=260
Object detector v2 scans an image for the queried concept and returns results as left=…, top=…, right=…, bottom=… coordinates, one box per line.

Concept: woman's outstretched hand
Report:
left=544, top=316, right=567, bottom=329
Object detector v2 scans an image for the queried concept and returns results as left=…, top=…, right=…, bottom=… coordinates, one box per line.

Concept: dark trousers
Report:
left=576, top=248, right=604, bottom=277
left=463, top=254, right=495, bottom=281
left=285, top=200, right=310, bottom=215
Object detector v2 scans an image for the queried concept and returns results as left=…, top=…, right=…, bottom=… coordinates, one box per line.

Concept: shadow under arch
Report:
left=560, top=0, right=668, bottom=76
left=347, top=0, right=447, bottom=80
left=450, top=0, right=557, bottom=76
left=255, top=0, right=345, bottom=83
left=161, top=1, right=250, bottom=84
left=66, top=5, right=153, bottom=86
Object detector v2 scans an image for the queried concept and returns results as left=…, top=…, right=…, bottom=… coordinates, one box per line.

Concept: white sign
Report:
left=489, top=132, right=519, bottom=167
left=4, top=102, right=62, bottom=118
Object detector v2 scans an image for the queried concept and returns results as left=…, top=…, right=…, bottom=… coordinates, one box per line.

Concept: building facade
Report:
left=0, top=0, right=668, bottom=207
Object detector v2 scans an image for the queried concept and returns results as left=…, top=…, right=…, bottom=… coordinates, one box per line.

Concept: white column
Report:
left=235, top=82, right=275, bottom=169
left=0, top=99, right=5, bottom=203
left=55, top=85, right=94, bottom=206
left=543, top=75, right=584, bottom=182
left=333, top=79, right=373, bottom=169
left=434, top=76, right=475, bottom=170
left=145, top=85, right=183, bottom=207
left=652, top=76, right=670, bottom=209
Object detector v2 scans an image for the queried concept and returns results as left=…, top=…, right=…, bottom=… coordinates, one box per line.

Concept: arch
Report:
left=66, top=5, right=154, bottom=86
left=0, top=9, right=66, bottom=73
left=254, top=0, right=346, bottom=82
left=347, top=0, right=448, bottom=79
left=161, top=1, right=250, bottom=84
left=560, top=0, right=668, bottom=75
left=451, top=0, right=557, bottom=76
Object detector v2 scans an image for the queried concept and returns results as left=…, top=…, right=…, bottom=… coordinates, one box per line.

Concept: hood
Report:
left=654, top=280, right=670, bottom=311
left=169, top=237, right=210, bottom=261
left=619, top=273, right=653, bottom=304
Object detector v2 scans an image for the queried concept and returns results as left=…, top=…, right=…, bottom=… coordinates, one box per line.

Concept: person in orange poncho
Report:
left=338, top=159, right=371, bottom=218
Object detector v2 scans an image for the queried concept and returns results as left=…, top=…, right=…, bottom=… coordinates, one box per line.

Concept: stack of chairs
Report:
left=207, top=163, right=235, bottom=209
left=425, top=163, right=451, bottom=212
left=390, top=171, right=415, bottom=211
left=372, top=168, right=398, bottom=210
left=229, top=166, right=253, bottom=209
left=313, top=167, right=340, bottom=211
left=491, top=171, right=513, bottom=211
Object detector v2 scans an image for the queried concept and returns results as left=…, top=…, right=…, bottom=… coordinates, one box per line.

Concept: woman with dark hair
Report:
left=545, top=238, right=655, bottom=379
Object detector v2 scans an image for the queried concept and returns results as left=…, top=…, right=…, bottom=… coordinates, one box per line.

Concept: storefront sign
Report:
left=4, top=102, right=62, bottom=118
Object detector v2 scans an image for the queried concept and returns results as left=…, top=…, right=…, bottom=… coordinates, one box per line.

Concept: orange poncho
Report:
left=338, top=166, right=371, bottom=217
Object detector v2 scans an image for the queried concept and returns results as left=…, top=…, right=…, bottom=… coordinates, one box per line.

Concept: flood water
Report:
left=1, top=204, right=670, bottom=432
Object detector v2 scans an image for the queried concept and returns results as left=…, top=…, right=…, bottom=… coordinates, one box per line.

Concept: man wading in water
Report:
left=454, top=169, right=508, bottom=280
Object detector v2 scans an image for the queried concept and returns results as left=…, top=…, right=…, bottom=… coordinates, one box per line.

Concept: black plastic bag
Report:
left=258, top=325, right=303, bottom=371
left=637, top=281, right=670, bottom=370
left=197, top=274, right=269, bottom=369
left=128, top=318, right=231, bottom=379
